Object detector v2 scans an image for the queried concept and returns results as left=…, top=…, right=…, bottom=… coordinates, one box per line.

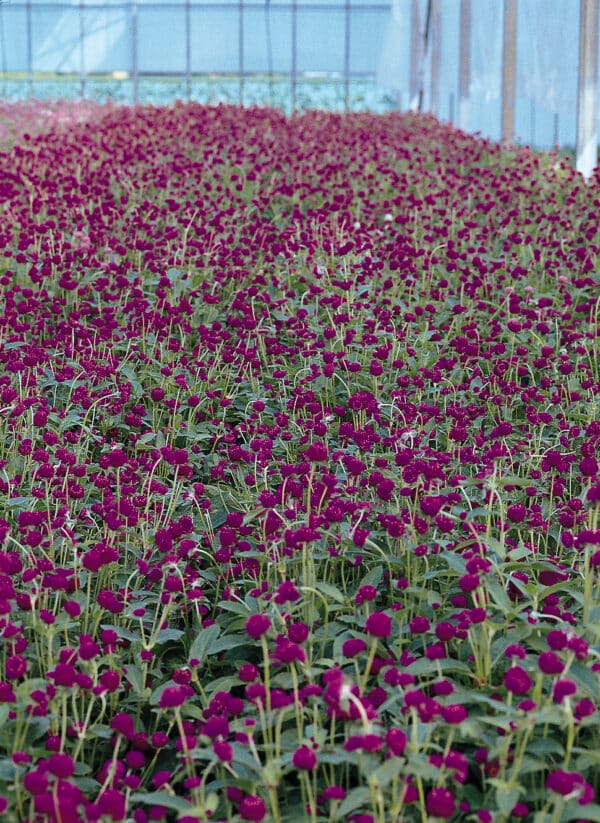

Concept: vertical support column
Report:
left=185, top=0, right=191, bottom=101
left=0, top=3, right=7, bottom=98
left=409, top=0, right=420, bottom=111
left=458, top=0, right=470, bottom=130
left=26, top=0, right=32, bottom=97
left=131, top=0, right=139, bottom=103
left=576, top=0, right=599, bottom=177
left=344, top=0, right=350, bottom=112
left=239, top=0, right=244, bottom=104
left=501, top=0, right=517, bottom=144
left=79, top=0, right=86, bottom=99
left=291, top=0, right=297, bottom=110
left=430, top=0, right=441, bottom=117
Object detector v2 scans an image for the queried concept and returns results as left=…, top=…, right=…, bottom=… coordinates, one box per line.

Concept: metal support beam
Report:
left=344, top=0, right=350, bottom=112
left=409, top=0, right=421, bottom=111
left=79, top=0, right=85, bottom=98
left=131, top=0, right=138, bottom=103
left=185, top=0, right=191, bottom=101
left=576, top=0, right=599, bottom=177
left=458, top=0, right=471, bottom=130
left=238, top=0, right=244, bottom=104
left=430, top=0, right=441, bottom=116
left=291, top=0, right=297, bottom=110
left=26, top=0, right=32, bottom=97
left=501, top=0, right=517, bottom=143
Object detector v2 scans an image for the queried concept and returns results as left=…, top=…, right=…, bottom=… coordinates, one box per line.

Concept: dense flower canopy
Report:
left=0, top=101, right=598, bottom=821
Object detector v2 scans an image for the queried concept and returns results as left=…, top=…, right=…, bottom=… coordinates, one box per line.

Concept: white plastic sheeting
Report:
left=376, top=0, right=592, bottom=147
left=1, top=0, right=598, bottom=151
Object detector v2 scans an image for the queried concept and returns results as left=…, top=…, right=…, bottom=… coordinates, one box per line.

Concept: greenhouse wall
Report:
left=0, top=0, right=598, bottom=150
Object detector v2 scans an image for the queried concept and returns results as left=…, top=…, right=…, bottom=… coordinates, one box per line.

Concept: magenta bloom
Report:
left=442, top=704, right=468, bottom=724
left=504, top=666, right=532, bottom=695
left=553, top=678, right=577, bottom=703
left=426, top=787, right=456, bottom=819
left=385, top=728, right=408, bottom=756
left=342, top=638, right=367, bottom=658
left=546, top=770, right=594, bottom=804
left=47, top=753, right=75, bottom=778
left=240, top=794, right=267, bottom=821
left=292, top=744, right=318, bottom=771
left=538, top=651, right=564, bottom=674
left=506, top=503, right=527, bottom=523
left=303, top=441, right=328, bottom=462
left=364, top=611, right=393, bottom=638
left=158, top=684, right=193, bottom=709
left=213, top=740, right=234, bottom=763
left=245, top=614, right=272, bottom=639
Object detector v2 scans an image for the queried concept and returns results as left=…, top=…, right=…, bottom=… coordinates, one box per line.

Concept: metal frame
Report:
left=6, top=0, right=600, bottom=164
left=501, top=0, right=517, bottom=144
left=576, top=0, right=599, bottom=177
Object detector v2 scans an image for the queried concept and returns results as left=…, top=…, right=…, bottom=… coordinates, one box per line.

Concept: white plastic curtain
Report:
left=375, top=0, right=589, bottom=147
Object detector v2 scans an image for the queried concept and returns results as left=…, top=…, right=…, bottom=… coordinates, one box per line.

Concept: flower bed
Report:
left=0, top=102, right=599, bottom=822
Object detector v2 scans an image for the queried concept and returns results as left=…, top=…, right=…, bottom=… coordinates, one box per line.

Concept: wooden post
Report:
left=458, top=0, right=471, bottom=130
left=576, top=0, right=599, bottom=177
left=501, top=0, right=517, bottom=143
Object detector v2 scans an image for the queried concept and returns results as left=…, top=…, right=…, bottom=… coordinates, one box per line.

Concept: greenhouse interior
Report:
left=0, top=2, right=599, bottom=823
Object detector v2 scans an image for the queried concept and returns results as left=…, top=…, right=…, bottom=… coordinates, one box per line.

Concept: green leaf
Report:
left=210, top=510, right=228, bottom=529
left=358, top=566, right=383, bottom=590
left=209, top=634, right=249, bottom=654
left=103, top=624, right=141, bottom=643
left=0, top=759, right=16, bottom=781
left=561, top=803, right=600, bottom=822
left=369, top=757, right=404, bottom=789
left=406, top=657, right=472, bottom=676
left=337, top=787, right=371, bottom=817
left=154, top=628, right=185, bottom=645
left=188, top=624, right=220, bottom=663
left=487, top=578, right=512, bottom=612
left=131, top=792, right=193, bottom=812
left=495, top=787, right=521, bottom=817
left=315, top=581, right=346, bottom=604
left=123, top=664, right=146, bottom=695
left=570, top=661, right=600, bottom=698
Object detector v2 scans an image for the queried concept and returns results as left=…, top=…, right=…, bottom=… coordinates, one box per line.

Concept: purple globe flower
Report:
left=504, top=666, right=532, bottom=695
left=364, top=611, right=392, bottom=638
left=245, top=613, right=272, bottom=639
left=426, top=787, right=456, bottom=819
left=292, top=744, right=318, bottom=771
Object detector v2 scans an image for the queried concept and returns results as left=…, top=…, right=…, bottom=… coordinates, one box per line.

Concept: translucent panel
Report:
left=296, top=9, right=345, bottom=73
left=243, top=7, right=292, bottom=72
left=0, top=7, right=29, bottom=72
left=375, top=0, right=410, bottom=92
left=81, top=7, right=131, bottom=72
left=517, top=0, right=579, bottom=115
left=138, top=7, right=186, bottom=71
left=470, top=0, right=502, bottom=103
left=350, top=9, right=388, bottom=73
left=190, top=7, right=240, bottom=72
left=436, top=0, right=459, bottom=121
left=32, top=9, right=87, bottom=72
